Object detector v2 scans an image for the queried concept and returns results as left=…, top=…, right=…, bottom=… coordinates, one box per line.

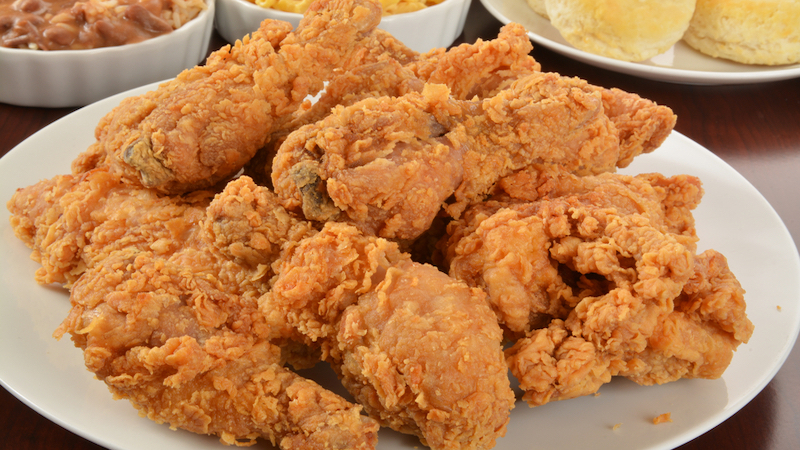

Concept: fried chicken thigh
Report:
left=337, top=262, right=514, bottom=450
left=262, top=221, right=515, bottom=450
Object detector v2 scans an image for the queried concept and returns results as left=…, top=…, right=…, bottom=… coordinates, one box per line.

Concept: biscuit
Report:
left=546, top=0, right=696, bottom=62
left=683, top=0, right=800, bottom=65
left=526, top=0, right=549, bottom=19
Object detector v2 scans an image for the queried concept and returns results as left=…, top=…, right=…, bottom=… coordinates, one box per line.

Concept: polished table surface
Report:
left=1, top=1, right=799, bottom=449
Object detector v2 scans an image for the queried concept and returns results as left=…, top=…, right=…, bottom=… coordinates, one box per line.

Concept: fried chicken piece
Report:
left=203, top=176, right=317, bottom=268
left=244, top=24, right=541, bottom=185
left=262, top=222, right=515, bottom=450
left=52, top=177, right=378, bottom=448
left=410, top=25, right=674, bottom=161
left=6, top=168, right=214, bottom=286
left=406, top=23, right=540, bottom=99
left=624, top=249, right=754, bottom=384
left=70, top=18, right=292, bottom=185
left=496, top=213, right=695, bottom=405
left=505, top=248, right=753, bottom=407
left=445, top=170, right=703, bottom=335
left=337, top=262, right=514, bottom=450
left=440, top=169, right=751, bottom=406
left=407, top=22, right=673, bottom=160
left=272, top=84, right=465, bottom=240
left=73, top=0, right=386, bottom=194
left=290, top=22, right=541, bottom=131
left=273, top=71, right=675, bottom=239
left=509, top=212, right=696, bottom=405
left=56, top=246, right=378, bottom=449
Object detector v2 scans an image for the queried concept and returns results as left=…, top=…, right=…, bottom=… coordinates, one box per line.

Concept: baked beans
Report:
left=1, top=0, right=205, bottom=50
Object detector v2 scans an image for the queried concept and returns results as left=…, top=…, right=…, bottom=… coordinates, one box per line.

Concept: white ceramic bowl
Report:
left=215, top=0, right=471, bottom=53
left=0, top=0, right=216, bottom=108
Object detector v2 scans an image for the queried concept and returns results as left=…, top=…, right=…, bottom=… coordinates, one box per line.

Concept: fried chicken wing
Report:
left=262, top=221, right=515, bottom=450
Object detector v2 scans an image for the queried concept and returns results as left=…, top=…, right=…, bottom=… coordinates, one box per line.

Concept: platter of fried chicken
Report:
left=1, top=0, right=799, bottom=449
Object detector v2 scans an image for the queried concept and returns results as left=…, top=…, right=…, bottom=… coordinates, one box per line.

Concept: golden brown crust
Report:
left=683, top=0, right=800, bottom=65
left=545, top=0, right=696, bottom=62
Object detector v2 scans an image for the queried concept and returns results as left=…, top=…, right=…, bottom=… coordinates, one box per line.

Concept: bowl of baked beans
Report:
left=0, top=0, right=215, bottom=107
left=214, top=0, right=470, bottom=53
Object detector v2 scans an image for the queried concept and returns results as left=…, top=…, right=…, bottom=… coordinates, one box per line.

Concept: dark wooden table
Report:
left=2, top=1, right=799, bottom=449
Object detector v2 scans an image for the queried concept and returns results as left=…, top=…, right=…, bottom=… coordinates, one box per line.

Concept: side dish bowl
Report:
left=215, top=0, right=470, bottom=53
left=0, top=0, right=216, bottom=108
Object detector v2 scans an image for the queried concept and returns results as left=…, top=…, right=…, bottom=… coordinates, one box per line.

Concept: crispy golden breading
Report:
left=273, top=72, right=674, bottom=240
left=5, top=0, right=751, bottom=447
left=406, top=23, right=541, bottom=99
left=56, top=245, right=377, bottom=448
left=263, top=222, right=515, bottom=450
left=244, top=23, right=542, bottom=187
left=6, top=168, right=213, bottom=287
left=73, top=0, right=392, bottom=194
left=442, top=168, right=752, bottom=406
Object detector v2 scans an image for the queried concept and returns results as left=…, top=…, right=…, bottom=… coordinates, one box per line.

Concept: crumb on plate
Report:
left=653, top=412, right=672, bottom=424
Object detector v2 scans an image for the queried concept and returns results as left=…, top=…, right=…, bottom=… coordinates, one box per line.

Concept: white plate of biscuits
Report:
left=480, top=0, right=800, bottom=85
